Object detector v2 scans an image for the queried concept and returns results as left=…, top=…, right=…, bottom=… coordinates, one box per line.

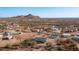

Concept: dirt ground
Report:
left=0, top=32, right=37, bottom=47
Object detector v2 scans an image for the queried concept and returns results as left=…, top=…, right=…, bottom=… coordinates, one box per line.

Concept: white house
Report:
left=2, top=31, right=13, bottom=40
left=51, top=26, right=62, bottom=33
left=61, top=33, right=71, bottom=38
left=2, top=30, right=21, bottom=40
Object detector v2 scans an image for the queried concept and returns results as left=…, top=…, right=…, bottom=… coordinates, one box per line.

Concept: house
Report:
left=31, top=28, right=44, bottom=33
left=2, top=31, right=13, bottom=40
left=48, top=33, right=60, bottom=39
left=62, top=25, right=78, bottom=33
left=6, top=30, right=21, bottom=35
left=61, top=33, right=71, bottom=38
left=2, top=30, right=21, bottom=40
left=6, top=22, right=20, bottom=30
left=51, top=26, right=61, bottom=33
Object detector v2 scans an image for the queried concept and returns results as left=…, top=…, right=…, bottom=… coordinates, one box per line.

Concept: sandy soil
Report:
left=0, top=32, right=37, bottom=47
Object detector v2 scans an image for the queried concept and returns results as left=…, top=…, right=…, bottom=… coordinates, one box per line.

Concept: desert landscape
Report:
left=0, top=13, right=78, bottom=51
left=0, top=7, right=79, bottom=51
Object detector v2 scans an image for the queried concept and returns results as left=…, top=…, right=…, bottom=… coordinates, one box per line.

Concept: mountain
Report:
left=10, top=14, right=41, bottom=21
left=0, top=14, right=79, bottom=24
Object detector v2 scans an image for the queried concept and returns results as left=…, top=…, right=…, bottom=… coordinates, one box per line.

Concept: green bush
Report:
left=4, top=44, right=18, bottom=49
left=20, top=39, right=33, bottom=47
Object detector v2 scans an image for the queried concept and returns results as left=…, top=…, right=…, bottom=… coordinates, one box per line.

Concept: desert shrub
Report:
left=46, top=42, right=52, bottom=47
left=44, top=39, right=79, bottom=51
left=4, top=44, right=12, bottom=49
left=45, top=42, right=53, bottom=51
left=0, top=25, right=6, bottom=30
left=3, top=44, right=16, bottom=49
left=20, top=39, right=33, bottom=47
left=56, top=39, right=79, bottom=51
left=31, top=41, right=37, bottom=48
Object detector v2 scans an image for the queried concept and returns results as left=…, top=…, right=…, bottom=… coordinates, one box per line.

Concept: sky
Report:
left=0, top=7, right=79, bottom=18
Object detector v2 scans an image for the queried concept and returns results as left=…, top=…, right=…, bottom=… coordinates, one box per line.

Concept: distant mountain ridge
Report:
left=9, top=14, right=41, bottom=21
left=0, top=14, right=79, bottom=21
